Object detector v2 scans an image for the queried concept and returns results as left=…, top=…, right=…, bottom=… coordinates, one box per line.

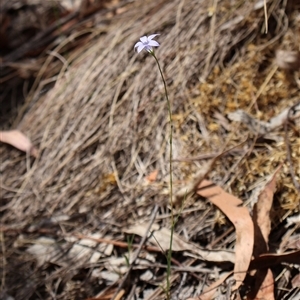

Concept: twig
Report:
left=111, top=204, right=159, bottom=300
left=172, top=149, right=244, bottom=162
left=174, top=272, right=187, bottom=300
left=125, top=283, right=137, bottom=300
left=73, top=232, right=167, bottom=254
left=208, top=227, right=235, bottom=249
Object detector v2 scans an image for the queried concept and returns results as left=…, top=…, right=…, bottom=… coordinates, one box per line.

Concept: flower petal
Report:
left=140, top=36, right=148, bottom=43
left=145, top=45, right=153, bottom=52
left=148, top=40, right=159, bottom=47
left=134, top=34, right=160, bottom=54
left=134, top=41, right=143, bottom=49
left=148, top=34, right=159, bottom=40
left=137, top=44, right=145, bottom=53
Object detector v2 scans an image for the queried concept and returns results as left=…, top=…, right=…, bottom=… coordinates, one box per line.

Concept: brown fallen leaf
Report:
left=248, top=167, right=281, bottom=300
left=292, top=273, right=300, bottom=288
left=145, top=169, right=159, bottom=182
left=197, top=180, right=254, bottom=293
left=250, top=250, right=300, bottom=269
left=0, top=130, right=38, bottom=157
left=187, top=249, right=300, bottom=300
left=253, top=167, right=281, bottom=254
left=249, top=269, right=274, bottom=300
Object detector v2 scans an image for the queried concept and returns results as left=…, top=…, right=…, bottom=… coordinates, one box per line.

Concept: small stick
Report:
left=172, top=149, right=244, bottom=162
left=125, top=283, right=137, bottom=300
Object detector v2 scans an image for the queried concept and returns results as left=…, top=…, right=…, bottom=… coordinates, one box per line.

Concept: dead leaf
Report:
left=292, top=273, right=300, bottom=288
left=0, top=130, right=38, bottom=157
left=197, top=180, right=254, bottom=291
left=26, top=234, right=113, bottom=268
left=250, top=250, right=300, bottom=269
left=26, top=237, right=60, bottom=267
left=253, top=167, right=281, bottom=254
left=248, top=269, right=274, bottom=300
left=248, top=167, right=281, bottom=300
left=124, top=224, right=235, bottom=263
left=145, top=169, right=159, bottom=182
left=276, top=50, right=300, bottom=71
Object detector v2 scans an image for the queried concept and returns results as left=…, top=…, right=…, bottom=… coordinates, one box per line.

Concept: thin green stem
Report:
left=151, top=51, right=173, bottom=299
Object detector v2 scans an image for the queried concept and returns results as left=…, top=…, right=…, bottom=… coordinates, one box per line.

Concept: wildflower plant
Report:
left=135, top=34, right=174, bottom=298
left=134, top=34, right=160, bottom=53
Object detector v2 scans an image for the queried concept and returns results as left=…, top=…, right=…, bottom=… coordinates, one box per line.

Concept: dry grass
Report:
left=1, top=0, right=299, bottom=299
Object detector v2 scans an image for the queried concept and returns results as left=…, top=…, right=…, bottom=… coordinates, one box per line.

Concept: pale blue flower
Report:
left=134, top=34, right=160, bottom=53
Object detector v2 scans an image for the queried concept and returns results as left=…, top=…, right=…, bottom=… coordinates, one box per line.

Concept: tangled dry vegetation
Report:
left=1, top=0, right=300, bottom=299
